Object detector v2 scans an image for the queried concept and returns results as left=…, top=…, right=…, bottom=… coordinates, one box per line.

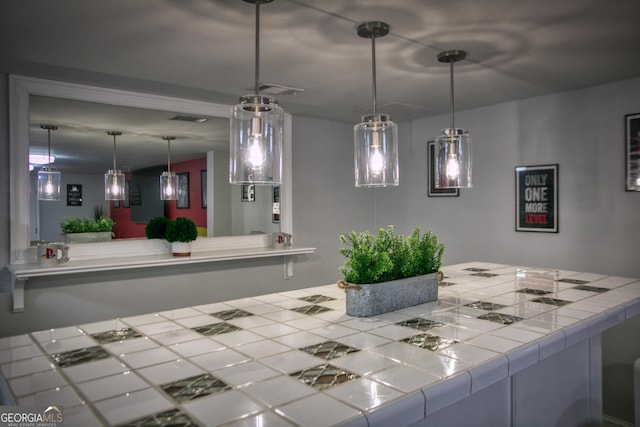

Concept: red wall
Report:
left=110, top=158, right=207, bottom=239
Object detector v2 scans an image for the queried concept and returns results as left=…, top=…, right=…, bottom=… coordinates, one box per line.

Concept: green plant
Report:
left=145, top=216, right=170, bottom=239
left=164, top=217, right=198, bottom=243
left=60, top=216, right=115, bottom=234
left=338, top=226, right=444, bottom=284
left=93, top=204, right=104, bottom=221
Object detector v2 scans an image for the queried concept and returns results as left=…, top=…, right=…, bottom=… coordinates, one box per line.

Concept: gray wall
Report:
left=35, top=173, right=108, bottom=243
left=1, top=74, right=639, bottom=421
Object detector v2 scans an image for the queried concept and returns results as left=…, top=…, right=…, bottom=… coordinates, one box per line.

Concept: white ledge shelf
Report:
left=7, top=236, right=315, bottom=313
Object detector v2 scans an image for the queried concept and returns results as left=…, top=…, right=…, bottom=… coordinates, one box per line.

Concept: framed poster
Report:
left=177, top=172, right=190, bottom=209
left=122, top=180, right=130, bottom=208
left=272, top=185, right=280, bottom=223
left=427, top=141, right=459, bottom=197
left=201, top=169, right=207, bottom=208
left=241, top=184, right=255, bottom=202
left=625, top=113, right=640, bottom=191
left=66, top=184, right=82, bottom=206
left=515, top=164, right=558, bottom=232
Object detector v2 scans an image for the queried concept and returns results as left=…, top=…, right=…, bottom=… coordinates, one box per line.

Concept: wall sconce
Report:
left=37, top=124, right=61, bottom=201
left=230, top=0, right=283, bottom=185
left=160, top=136, right=178, bottom=200
left=104, top=131, right=125, bottom=200
left=354, top=21, right=399, bottom=188
left=434, top=49, right=472, bottom=189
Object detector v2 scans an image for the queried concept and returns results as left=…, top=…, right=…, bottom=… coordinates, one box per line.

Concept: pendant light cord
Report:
left=112, top=133, right=117, bottom=170
left=254, top=2, right=260, bottom=95
left=46, top=128, right=52, bottom=170
left=167, top=138, right=171, bottom=172
left=371, top=35, right=377, bottom=116
left=449, top=61, right=455, bottom=129
left=163, top=136, right=175, bottom=172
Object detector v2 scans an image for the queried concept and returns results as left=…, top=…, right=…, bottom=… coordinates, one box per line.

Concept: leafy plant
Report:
left=339, top=226, right=444, bottom=285
left=93, top=204, right=104, bottom=221
left=145, top=216, right=169, bottom=239
left=164, top=217, right=198, bottom=243
left=60, top=216, right=115, bottom=234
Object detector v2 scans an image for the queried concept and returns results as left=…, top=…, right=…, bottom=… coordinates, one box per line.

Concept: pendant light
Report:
left=230, top=0, right=283, bottom=185
left=104, top=131, right=125, bottom=200
left=354, top=21, right=399, bottom=188
left=160, top=136, right=178, bottom=200
left=434, top=49, right=472, bottom=188
left=37, top=124, right=61, bottom=201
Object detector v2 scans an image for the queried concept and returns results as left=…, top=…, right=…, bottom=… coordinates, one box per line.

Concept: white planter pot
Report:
left=171, top=241, right=192, bottom=257
left=338, top=271, right=441, bottom=317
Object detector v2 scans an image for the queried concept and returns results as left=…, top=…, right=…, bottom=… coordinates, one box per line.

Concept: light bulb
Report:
left=370, top=146, right=384, bottom=174
left=245, top=116, right=265, bottom=169
left=247, top=134, right=264, bottom=169
left=446, top=154, right=460, bottom=180
left=111, top=176, right=122, bottom=195
left=44, top=177, right=55, bottom=197
left=163, top=183, right=173, bottom=198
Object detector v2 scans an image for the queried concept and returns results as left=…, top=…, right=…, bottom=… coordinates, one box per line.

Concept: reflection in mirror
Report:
left=28, top=96, right=281, bottom=243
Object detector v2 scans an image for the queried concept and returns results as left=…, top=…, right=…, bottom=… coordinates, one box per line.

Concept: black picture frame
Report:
left=427, top=141, right=459, bottom=197
left=66, top=184, right=82, bottom=206
left=515, top=164, right=558, bottom=233
left=241, top=184, right=255, bottom=202
left=625, top=112, right=640, bottom=191
left=272, top=185, right=280, bottom=223
left=177, top=172, right=190, bottom=209
left=201, top=169, right=207, bottom=208
left=122, top=180, right=130, bottom=208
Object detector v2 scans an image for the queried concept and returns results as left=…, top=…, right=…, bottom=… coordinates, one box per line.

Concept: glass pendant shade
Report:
left=160, top=171, right=178, bottom=200
left=105, top=131, right=125, bottom=200
left=37, top=124, right=61, bottom=201
left=434, top=128, right=472, bottom=188
left=230, top=95, right=283, bottom=185
left=353, top=21, right=399, bottom=188
left=354, top=114, right=399, bottom=187
left=37, top=167, right=61, bottom=201
left=230, top=0, right=283, bottom=186
left=160, top=136, right=178, bottom=200
left=104, top=169, right=125, bottom=200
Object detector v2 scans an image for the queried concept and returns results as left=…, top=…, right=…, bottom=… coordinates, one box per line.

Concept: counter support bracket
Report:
left=284, top=255, right=295, bottom=279
left=11, top=276, right=25, bottom=313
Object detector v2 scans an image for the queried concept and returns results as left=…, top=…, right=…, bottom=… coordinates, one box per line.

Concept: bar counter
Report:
left=1, top=262, right=639, bottom=426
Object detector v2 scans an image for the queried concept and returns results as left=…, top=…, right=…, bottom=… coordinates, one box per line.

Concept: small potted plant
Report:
left=145, top=216, right=170, bottom=240
left=164, top=217, right=198, bottom=256
left=337, top=225, right=444, bottom=316
left=60, top=207, right=115, bottom=244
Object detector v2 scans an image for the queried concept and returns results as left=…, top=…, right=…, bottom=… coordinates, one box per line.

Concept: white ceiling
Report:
left=3, top=0, right=640, bottom=173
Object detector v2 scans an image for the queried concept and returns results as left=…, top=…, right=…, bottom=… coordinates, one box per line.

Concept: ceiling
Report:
left=3, top=0, right=640, bottom=174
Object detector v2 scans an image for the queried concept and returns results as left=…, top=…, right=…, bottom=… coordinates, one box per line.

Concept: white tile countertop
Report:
left=1, top=262, right=639, bottom=426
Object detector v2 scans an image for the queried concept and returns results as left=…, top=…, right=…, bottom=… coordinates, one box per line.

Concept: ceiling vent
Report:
left=258, top=83, right=304, bottom=96
left=169, top=115, right=208, bottom=123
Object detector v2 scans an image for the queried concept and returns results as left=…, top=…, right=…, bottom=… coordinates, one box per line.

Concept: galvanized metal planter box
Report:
left=64, top=231, right=112, bottom=244
left=338, top=271, right=441, bottom=317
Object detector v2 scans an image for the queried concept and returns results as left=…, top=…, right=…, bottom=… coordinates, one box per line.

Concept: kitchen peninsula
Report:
left=1, top=262, right=638, bottom=426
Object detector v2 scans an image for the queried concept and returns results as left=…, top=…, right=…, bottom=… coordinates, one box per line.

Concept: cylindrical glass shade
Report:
left=37, top=168, right=61, bottom=201
left=105, top=169, right=125, bottom=200
left=160, top=171, right=178, bottom=200
left=434, top=128, right=472, bottom=188
left=354, top=114, right=399, bottom=187
left=230, top=95, right=283, bottom=185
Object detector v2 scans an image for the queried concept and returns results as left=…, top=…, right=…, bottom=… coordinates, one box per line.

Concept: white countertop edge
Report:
left=8, top=246, right=316, bottom=279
